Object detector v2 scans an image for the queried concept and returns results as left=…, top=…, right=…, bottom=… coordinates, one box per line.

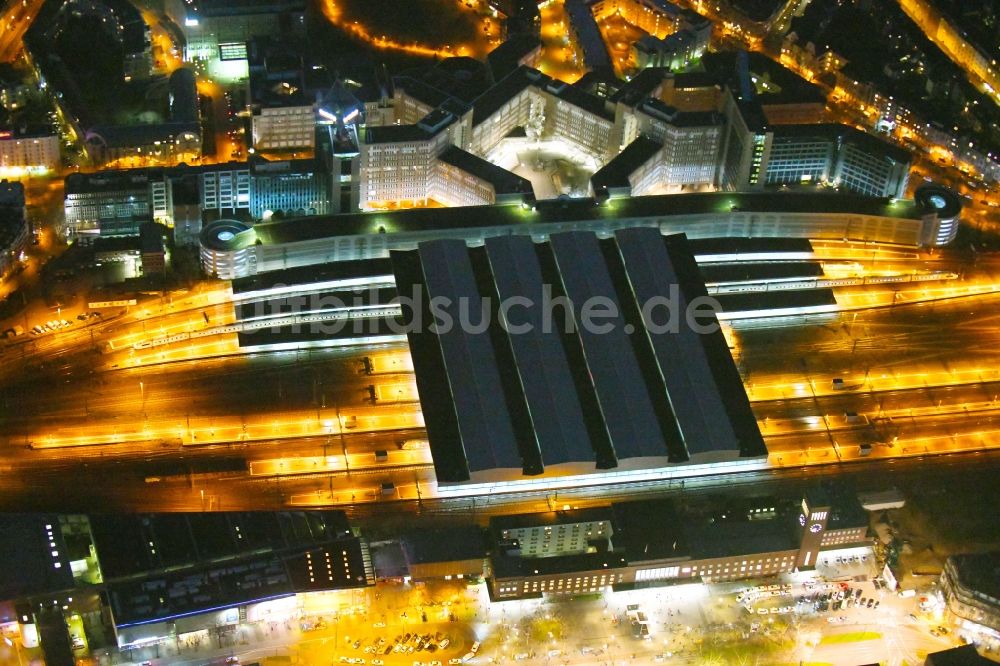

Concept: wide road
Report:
left=0, top=0, right=47, bottom=62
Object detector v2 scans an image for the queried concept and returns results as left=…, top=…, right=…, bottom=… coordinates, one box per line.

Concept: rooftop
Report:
left=491, top=549, right=629, bottom=579
left=686, top=505, right=801, bottom=559
left=400, top=526, right=487, bottom=564
left=364, top=123, right=433, bottom=144
left=591, top=136, right=663, bottom=192
left=771, top=123, right=912, bottom=163
left=390, top=229, right=764, bottom=483
left=488, top=35, right=543, bottom=81
left=948, top=552, right=1000, bottom=603
left=637, top=98, right=721, bottom=127
left=611, top=499, right=689, bottom=563
left=89, top=510, right=352, bottom=579
left=698, top=261, right=823, bottom=284
left=715, top=288, right=837, bottom=313
left=247, top=189, right=935, bottom=248
left=491, top=508, right=615, bottom=533
left=0, top=514, right=74, bottom=601
left=565, top=0, right=613, bottom=73
left=232, top=257, right=394, bottom=294
left=471, top=66, right=541, bottom=126
left=924, top=645, right=995, bottom=666
left=84, top=122, right=201, bottom=149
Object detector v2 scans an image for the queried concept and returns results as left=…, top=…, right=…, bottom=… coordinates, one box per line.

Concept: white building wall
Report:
left=469, top=88, right=540, bottom=156
left=360, top=131, right=451, bottom=208
left=0, top=135, right=60, bottom=171
left=252, top=106, right=316, bottom=151
left=657, top=125, right=720, bottom=189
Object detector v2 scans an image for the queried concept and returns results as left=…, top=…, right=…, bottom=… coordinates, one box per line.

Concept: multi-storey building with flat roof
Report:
left=762, top=124, right=911, bottom=198
left=63, top=170, right=160, bottom=238
left=941, top=552, right=1000, bottom=633
left=250, top=157, right=331, bottom=219
left=493, top=509, right=615, bottom=560
left=172, top=0, right=306, bottom=63
left=0, top=133, right=60, bottom=173
left=488, top=486, right=871, bottom=600
left=0, top=180, right=28, bottom=277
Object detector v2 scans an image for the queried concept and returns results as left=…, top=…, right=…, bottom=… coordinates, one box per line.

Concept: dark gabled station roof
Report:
left=391, top=229, right=766, bottom=483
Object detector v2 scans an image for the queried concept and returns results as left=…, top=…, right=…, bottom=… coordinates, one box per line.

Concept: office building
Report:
left=0, top=511, right=373, bottom=657
left=247, top=38, right=333, bottom=152
left=63, top=152, right=339, bottom=239
left=346, top=56, right=915, bottom=212
left=941, top=552, right=1000, bottom=634
left=360, top=112, right=458, bottom=208
left=0, top=180, right=27, bottom=277
left=631, top=100, right=722, bottom=191
left=924, top=645, right=994, bottom=665
left=63, top=170, right=160, bottom=238
left=361, top=66, right=620, bottom=209
left=250, top=156, right=331, bottom=219
left=200, top=165, right=252, bottom=215
left=634, top=27, right=711, bottom=71
left=172, top=0, right=306, bottom=62
left=762, top=124, right=911, bottom=198
left=0, top=132, right=60, bottom=173
left=432, top=146, right=534, bottom=206
left=488, top=486, right=871, bottom=600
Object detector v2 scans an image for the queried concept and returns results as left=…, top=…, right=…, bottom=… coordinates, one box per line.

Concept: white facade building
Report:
left=0, top=133, right=60, bottom=172
left=201, top=168, right=251, bottom=213
left=252, top=106, right=316, bottom=151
